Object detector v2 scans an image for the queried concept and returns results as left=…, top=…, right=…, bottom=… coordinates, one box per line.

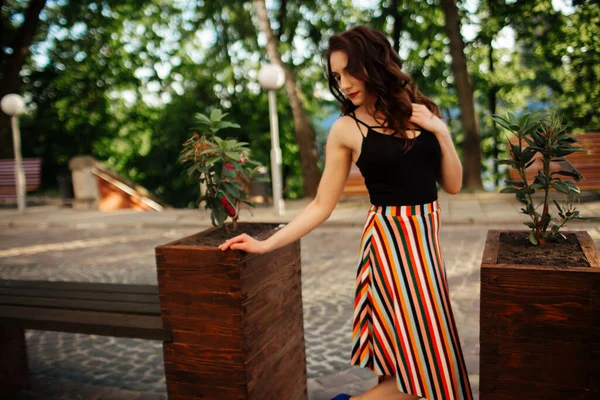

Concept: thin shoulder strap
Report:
left=348, top=112, right=367, bottom=138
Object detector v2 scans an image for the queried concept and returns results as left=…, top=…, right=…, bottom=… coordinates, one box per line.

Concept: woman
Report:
left=219, top=25, right=473, bottom=400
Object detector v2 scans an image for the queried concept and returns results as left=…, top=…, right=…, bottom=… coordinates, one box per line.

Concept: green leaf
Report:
left=551, top=171, right=582, bottom=181
left=510, top=144, right=522, bottom=159
left=523, top=221, right=535, bottom=228
left=496, top=160, right=513, bottom=166
left=499, top=187, right=518, bottom=194
left=226, top=152, right=241, bottom=160
left=525, top=160, right=536, bottom=169
left=222, top=181, right=241, bottom=197
left=210, top=109, right=223, bottom=122
left=213, top=136, right=223, bottom=144
left=505, top=180, right=525, bottom=187
left=529, top=230, right=538, bottom=246
left=550, top=181, right=571, bottom=194
left=206, top=156, right=221, bottom=166
left=520, top=187, right=535, bottom=195
left=188, top=165, right=202, bottom=177
left=564, top=181, right=580, bottom=193
left=520, top=148, right=537, bottom=164
left=195, top=113, right=211, bottom=125
left=553, top=199, right=564, bottom=215
left=213, top=201, right=227, bottom=226
left=516, top=190, right=528, bottom=204
left=216, top=121, right=240, bottom=131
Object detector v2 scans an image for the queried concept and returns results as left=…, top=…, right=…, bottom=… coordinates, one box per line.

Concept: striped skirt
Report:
left=350, top=201, right=473, bottom=400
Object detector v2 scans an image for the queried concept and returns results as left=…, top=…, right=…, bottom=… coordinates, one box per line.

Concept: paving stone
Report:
left=1, top=223, right=598, bottom=399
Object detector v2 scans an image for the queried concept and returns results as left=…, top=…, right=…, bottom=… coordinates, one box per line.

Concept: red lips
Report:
left=348, top=92, right=359, bottom=99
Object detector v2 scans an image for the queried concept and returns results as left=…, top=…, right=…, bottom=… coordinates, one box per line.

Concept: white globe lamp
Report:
left=258, top=64, right=285, bottom=91
left=1, top=93, right=27, bottom=212
left=1, top=94, right=25, bottom=116
left=258, top=63, right=286, bottom=216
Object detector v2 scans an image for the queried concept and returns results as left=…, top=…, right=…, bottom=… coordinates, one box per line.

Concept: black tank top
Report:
left=349, top=112, right=442, bottom=206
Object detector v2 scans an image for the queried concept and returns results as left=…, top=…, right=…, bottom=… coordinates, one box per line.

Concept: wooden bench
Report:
left=0, top=280, right=171, bottom=396
left=508, top=131, right=600, bottom=190
left=0, top=158, right=42, bottom=200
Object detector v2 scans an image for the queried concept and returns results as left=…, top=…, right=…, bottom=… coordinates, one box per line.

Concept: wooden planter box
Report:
left=480, top=230, right=600, bottom=399
left=155, top=223, right=307, bottom=400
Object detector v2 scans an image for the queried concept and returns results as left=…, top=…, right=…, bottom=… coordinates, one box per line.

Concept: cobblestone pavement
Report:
left=1, top=221, right=599, bottom=399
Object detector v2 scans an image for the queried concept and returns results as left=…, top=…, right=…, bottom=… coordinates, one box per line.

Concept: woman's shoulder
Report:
left=329, top=115, right=359, bottom=137
left=331, top=114, right=357, bottom=128
left=327, top=115, right=361, bottom=149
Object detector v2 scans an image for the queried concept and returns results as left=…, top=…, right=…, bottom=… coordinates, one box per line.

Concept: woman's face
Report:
left=329, top=50, right=368, bottom=107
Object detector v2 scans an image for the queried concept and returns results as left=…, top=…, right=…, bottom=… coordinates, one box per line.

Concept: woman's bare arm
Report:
left=218, top=117, right=354, bottom=253
left=434, top=130, right=463, bottom=194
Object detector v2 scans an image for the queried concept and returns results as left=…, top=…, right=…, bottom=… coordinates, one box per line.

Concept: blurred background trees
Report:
left=1, top=0, right=597, bottom=206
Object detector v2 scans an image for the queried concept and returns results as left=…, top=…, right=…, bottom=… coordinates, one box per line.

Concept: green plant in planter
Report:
left=493, top=112, right=583, bottom=246
left=180, top=109, right=269, bottom=231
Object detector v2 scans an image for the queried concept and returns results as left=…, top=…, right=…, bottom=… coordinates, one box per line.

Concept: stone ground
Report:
left=1, top=221, right=599, bottom=400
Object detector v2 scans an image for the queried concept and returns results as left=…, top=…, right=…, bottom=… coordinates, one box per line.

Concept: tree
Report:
left=505, top=0, right=600, bottom=131
left=254, top=0, right=321, bottom=198
left=441, top=0, right=484, bottom=190
left=0, top=0, right=47, bottom=157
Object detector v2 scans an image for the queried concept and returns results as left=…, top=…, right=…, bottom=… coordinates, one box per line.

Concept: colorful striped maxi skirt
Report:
left=350, top=200, right=473, bottom=400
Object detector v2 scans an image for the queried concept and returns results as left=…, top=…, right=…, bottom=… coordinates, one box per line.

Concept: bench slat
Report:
left=0, top=287, right=159, bottom=304
left=0, top=295, right=161, bottom=315
left=0, top=305, right=170, bottom=341
left=0, top=280, right=158, bottom=294
left=0, top=158, right=42, bottom=197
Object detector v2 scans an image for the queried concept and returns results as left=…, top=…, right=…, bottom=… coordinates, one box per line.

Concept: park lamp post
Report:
left=258, top=63, right=285, bottom=216
left=1, top=94, right=26, bottom=213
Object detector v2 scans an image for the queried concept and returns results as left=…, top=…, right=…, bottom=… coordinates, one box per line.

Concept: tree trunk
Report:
left=0, top=0, right=47, bottom=158
left=488, top=41, right=499, bottom=188
left=441, top=0, right=483, bottom=190
left=254, top=0, right=321, bottom=199
left=391, top=0, right=402, bottom=55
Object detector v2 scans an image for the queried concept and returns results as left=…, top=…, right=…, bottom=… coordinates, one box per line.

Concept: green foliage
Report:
left=494, top=112, right=582, bottom=245
left=179, top=110, right=268, bottom=230
left=7, top=0, right=600, bottom=205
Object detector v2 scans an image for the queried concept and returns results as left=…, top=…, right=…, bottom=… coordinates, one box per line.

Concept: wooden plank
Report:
left=578, top=231, right=600, bottom=269
left=0, top=305, right=170, bottom=341
left=0, top=287, right=159, bottom=304
left=481, top=230, right=500, bottom=265
left=481, top=266, right=600, bottom=290
left=0, top=280, right=159, bottom=294
left=0, top=295, right=161, bottom=315
left=164, top=377, right=246, bottom=400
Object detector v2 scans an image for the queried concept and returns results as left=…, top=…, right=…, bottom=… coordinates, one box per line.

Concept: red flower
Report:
left=225, top=163, right=234, bottom=170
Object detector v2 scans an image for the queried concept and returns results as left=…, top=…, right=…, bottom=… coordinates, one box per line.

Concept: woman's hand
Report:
left=218, top=233, right=269, bottom=254
left=409, top=104, right=450, bottom=137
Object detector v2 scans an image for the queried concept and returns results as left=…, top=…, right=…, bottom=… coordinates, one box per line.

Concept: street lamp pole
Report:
left=1, top=94, right=26, bottom=213
left=258, top=64, right=286, bottom=216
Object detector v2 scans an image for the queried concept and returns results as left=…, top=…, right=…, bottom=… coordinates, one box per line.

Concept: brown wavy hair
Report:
left=323, top=25, right=441, bottom=150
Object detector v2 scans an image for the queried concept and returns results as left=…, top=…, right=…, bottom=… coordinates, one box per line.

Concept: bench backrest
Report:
left=0, top=158, right=42, bottom=198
